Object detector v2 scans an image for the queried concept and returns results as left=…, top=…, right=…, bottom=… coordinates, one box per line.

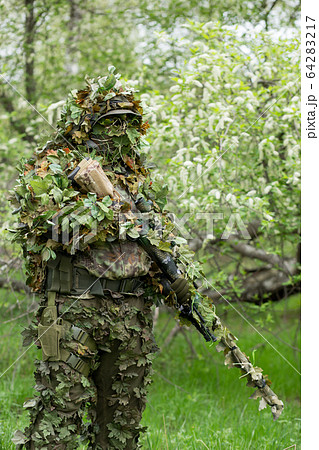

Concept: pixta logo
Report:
left=50, top=204, right=252, bottom=252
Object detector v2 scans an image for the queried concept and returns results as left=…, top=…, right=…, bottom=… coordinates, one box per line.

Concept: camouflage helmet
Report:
left=104, top=95, right=142, bottom=118
left=56, top=74, right=148, bottom=148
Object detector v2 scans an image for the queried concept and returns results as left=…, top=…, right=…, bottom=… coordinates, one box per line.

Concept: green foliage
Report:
left=140, top=298, right=300, bottom=449
left=145, top=22, right=300, bottom=296
left=148, top=22, right=300, bottom=231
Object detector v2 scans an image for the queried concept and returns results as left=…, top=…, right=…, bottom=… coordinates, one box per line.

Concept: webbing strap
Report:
left=100, top=278, right=133, bottom=292
left=48, top=258, right=142, bottom=297
left=72, top=267, right=104, bottom=296
left=61, top=323, right=94, bottom=377
left=47, top=291, right=56, bottom=307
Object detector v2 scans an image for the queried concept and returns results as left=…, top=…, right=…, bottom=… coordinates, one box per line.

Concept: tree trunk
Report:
left=24, top=0, right=37, bottom=104
left=65, top=0, right=82, bottom=75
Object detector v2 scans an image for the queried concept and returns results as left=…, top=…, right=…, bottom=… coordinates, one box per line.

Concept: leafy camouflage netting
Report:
left=14, top=293, right=156, bottom=449
left=10, top=69, right=283, bottom=448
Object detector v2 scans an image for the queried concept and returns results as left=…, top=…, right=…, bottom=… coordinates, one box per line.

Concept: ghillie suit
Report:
left=11, top=71, right=283, bottom=449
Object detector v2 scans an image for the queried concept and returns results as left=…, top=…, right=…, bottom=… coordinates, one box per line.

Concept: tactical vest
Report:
left=46, top=240, right=151, bottom=296
left=41, top=239, right=152, bottom=375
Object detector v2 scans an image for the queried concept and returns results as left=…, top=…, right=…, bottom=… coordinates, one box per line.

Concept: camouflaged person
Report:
left=12, top=74, right=172, bottom=449
left=12, top=73, right=284, bottom=449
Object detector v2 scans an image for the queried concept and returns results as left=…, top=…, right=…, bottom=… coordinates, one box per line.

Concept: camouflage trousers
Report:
left=18, top=292, right=157, bottom=449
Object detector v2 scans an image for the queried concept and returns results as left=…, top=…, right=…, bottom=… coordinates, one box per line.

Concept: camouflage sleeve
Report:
left=9, top=147, right=118, bottom=290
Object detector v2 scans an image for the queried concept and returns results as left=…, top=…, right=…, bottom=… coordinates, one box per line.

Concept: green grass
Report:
left=141, top=295, right=301, bottom=449
left=0, top=290, right=300, bottom=449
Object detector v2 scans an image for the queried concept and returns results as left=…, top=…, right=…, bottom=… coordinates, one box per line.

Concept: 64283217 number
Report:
left=306, top=17, right=316, bottom=79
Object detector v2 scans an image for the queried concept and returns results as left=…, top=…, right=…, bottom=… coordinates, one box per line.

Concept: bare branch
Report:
left=0, top=278, right=30, bottom=294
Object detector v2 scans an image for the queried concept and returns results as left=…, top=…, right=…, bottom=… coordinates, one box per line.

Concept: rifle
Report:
left=136, top=234, right=284, bottom=421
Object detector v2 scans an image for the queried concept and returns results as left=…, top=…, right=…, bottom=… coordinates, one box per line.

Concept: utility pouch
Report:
left=59, top=255, right=73, bottom=294
left=38, top=319, right=65, bottom=361
left=74, top=158, right=114, bottom=198
left=38, top=292, right=65, bottom=361
left=37, top=292, right=94, bottom=375
left=38, top=291, right=65, bottom=361
left=46, top=256, right=61, bottom=292
left=47, top=254, right=73, bottom=294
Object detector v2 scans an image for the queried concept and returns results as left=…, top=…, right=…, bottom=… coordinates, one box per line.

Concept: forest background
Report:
left=0, top=1, right=300, bottom=449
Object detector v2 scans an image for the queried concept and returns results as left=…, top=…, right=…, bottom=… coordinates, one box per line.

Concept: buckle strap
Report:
left=71, top=325, right=96, bottom=351
left=63, top=353, right=90, bottom=377
left=47, top=254, right=73, bottom=294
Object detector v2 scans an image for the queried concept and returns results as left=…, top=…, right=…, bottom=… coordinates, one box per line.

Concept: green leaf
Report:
left=102, top=73, right=116, bottom=90
left=69, top=102, right=83, bottom=120
left=15, top=184, right=27, bottom=197
left=86, top=192, right=97, bottom=202
left=47, top=155, right=60, bottom=164
left=51, top=186, right=63, bottom=203
left=105, top=209, right=113, bottom=220
left=12, top=430, right=27, bottom=445
left=127, top=227, right=140, bottom=239
left=72, top=213, right=91, bottom=226
left=158, top=241, right=172, bottom=252
left=97, top=200, right=111, bottom=213
left=112, top=135, right=130, bottom=148
left=126, top=127, right=140, bottom=144
left=102, top=195, right=112, bottom=207
left=53, top=174, right=70, bottom=190
left=103, top=92, right=116, bottom=101
left=49, top=163, right=63, bottom=174
left=81, top=376, right=91, bottom=387
left=39, top=193, right=50, bottom=205
left=42, top=247, right=51, bottom=261
left=23, top=399, right=37, bottom=409
left=173, top=236, right=187, bottom=245
left=30, top=176, right=53, bottom=195
left=90, top=204, right=100, bottom=218
left=59, top=428, right=71, bottom=439
left=62, top=188, right=79, bottom=201
left=92, top=123, right=105, bottom=135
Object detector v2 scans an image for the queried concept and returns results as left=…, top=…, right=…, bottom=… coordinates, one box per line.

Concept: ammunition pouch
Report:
left=47, top=254, right=73, bottom=294
left=72, top=266, right=104, bottom=296
left=47, top=254, right=104, bottom=296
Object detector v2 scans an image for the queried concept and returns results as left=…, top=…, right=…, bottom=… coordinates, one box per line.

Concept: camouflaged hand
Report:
left=170, top=278, right=191, bottom=303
